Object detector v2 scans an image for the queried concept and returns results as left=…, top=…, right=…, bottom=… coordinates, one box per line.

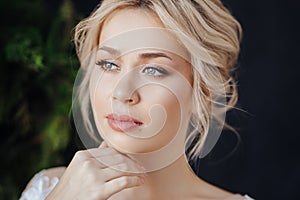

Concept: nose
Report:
left=112, top=91, right=140, bottom=105
left=112, top=74, right=140, bottom=105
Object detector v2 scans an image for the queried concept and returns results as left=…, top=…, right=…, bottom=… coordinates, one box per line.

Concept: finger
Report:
left=109, top=160, right=146, bottom=174
left=101, top=176, right=144, bottom=199
left=95, top=154, right=145, bottom=173
left=75, top=149, right=137, bottom=169
left=85, top=147, right=116, bottom=158
left=76, top=147, right=146, bottom=172
left=80, top=147, right=141, bottom=170
left=100, top=163, right=147, bottom=182
left=72, top=148, right=117, bottom=165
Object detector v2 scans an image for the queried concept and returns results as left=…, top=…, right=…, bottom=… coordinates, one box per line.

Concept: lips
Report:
left=106, top=114, right=143, bottom=132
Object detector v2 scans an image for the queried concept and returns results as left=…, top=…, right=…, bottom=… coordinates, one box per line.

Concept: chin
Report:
left=103, top=133, right=165, bottom=154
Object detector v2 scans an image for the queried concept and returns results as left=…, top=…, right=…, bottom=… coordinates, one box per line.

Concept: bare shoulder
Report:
left=191, top=177, right=248, bottom=200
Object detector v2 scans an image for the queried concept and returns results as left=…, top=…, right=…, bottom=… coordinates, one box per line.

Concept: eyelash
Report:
left=141, top=64, right=169, bottom=77
left=95, top=60, right=120, bottom=72
left=95, top=60, right=169, bottom=77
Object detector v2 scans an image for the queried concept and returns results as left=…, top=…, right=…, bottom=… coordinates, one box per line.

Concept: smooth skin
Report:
left=44, top=8, right=243, bottom=200
left=46, top=142, right=146, bottom=200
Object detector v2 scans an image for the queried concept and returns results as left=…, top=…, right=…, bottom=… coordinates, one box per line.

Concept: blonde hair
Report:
left=73, top=0, right=242, bottom=160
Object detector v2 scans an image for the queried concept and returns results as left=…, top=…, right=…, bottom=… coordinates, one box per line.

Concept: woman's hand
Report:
left=46, top=142, right=146, bottom=200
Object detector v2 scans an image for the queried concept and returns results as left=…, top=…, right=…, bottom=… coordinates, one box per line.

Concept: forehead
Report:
left=100, top=8, right=164, bottom=42
left=99, top=8, right=189, bottom=60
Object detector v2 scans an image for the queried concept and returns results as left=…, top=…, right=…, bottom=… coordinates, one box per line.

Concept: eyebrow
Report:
left=98, top=46, right=121, bottom=56
left=99, top=46, right=172, bottom=61
left=139, top=52, right=172, bottom=61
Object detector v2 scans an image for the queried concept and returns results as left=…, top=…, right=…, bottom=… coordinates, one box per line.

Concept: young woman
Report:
left=20, top=0, right=254, bottom=199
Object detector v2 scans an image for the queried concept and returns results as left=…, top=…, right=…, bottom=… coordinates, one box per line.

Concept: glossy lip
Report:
left=106, top=114, right=143, bottom=132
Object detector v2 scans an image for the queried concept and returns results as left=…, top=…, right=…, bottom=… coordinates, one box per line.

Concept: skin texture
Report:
left=90, top=8, right=193, bottom=154
left=44, top=8, right=238, bottom=200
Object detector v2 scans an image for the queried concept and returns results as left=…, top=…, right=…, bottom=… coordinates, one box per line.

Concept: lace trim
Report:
left=19, top=171, right=59, bottom=200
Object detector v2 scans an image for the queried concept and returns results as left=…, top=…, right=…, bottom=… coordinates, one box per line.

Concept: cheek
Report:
left=150, top=79, right=193, bottom=141
left=153, top=91, right=181, bottom=124
left=88, top=69, right=193, bottom=153
left=89, top=67, right=118, bottom=107
left=157, top=92, right=181, bottom=143
left=89, top=69, right=115, bottom=128
left=139, top=86, right=186, bottom=141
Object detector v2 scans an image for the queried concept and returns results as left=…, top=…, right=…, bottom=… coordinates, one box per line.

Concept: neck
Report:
left=145, top=155, right=198, bottom=194
left=110, top=154, right=236, bottom=200
left=119, top=155, right=202, bottom=200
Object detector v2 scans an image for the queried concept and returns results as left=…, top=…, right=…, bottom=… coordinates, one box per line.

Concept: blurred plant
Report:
left=0, top=0, right=82, bottom=199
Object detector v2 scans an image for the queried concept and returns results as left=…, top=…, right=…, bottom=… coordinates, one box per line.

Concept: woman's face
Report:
left=90, top=8, right=193, bottom=154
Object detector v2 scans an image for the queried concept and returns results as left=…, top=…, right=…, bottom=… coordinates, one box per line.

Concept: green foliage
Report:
left=5, top=28, right=44, bottom=71
left=0, top=0, right=83, bottom=199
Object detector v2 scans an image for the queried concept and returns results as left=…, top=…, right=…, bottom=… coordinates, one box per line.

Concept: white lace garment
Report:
left=20, top=172, right=59, bottom=200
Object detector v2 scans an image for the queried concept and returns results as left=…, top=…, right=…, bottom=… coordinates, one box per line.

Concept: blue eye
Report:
left=142, top=65, right=169, bottom=77
left=96, top=60, right=120, bottom=72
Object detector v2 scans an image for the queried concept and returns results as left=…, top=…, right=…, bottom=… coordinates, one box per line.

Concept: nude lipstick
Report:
left=106, top=114, right=143, bottom=132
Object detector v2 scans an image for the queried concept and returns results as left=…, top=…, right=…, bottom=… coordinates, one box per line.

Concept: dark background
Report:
left=0, top=0, right=299, bottom=199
